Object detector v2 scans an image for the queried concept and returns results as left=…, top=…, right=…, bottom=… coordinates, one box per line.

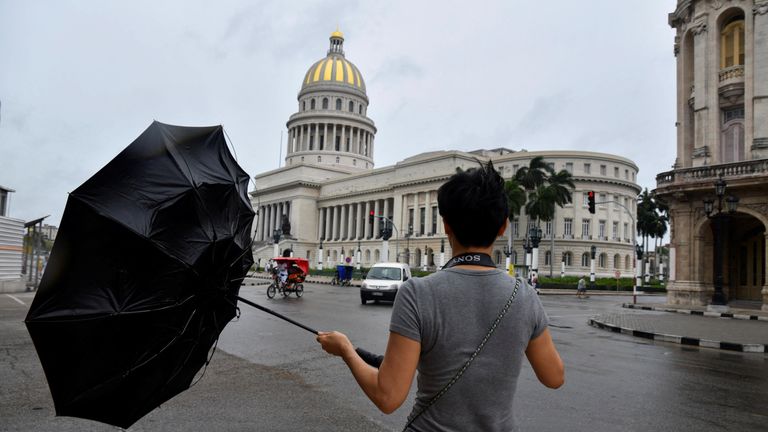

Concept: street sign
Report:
left=614, top=270, right=621, bottom=279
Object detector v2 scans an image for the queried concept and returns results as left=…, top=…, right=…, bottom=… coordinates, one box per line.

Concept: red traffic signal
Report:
left=369, top=210, right=375, bottom=223
left=587, top=191, right=596, bottom=214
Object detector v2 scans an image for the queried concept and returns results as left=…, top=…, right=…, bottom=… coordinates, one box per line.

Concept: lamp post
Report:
left=272, top=229, right=282, bottom=258
left=439, top=238, right=446, bottom=268
left=589, top=245, right=597, bottom=291
left=522, top=237, right=532, bottom=279
left=340, top=246, right=345, bottom=265
left=503, top=244, right=514, bottom=276
left=356, top=241, right=361, bottom=270
left=422, top=245, right=428, bottom=271
left=529, top=226, right=542, bottom=280
left=634, top=243, right=643, bottom=305
left=404, top=225, right=413, bottom=267
left=703, top=177, right=739, bottom=307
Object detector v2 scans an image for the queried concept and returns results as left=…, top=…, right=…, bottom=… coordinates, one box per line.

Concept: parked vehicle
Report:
left=267, top=257, right=308, bottom=298
left=360, top=262, right=411, bottom=304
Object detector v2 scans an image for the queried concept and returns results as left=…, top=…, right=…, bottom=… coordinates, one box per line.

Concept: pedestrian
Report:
left=577, top=276, right=588, bottom=299
left=531, top=273, right=540, bottom=294
left=317, top=161, right=564, bottom=431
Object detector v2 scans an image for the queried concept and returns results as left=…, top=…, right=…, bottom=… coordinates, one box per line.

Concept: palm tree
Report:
left=514, top=156, right=553, bottom=190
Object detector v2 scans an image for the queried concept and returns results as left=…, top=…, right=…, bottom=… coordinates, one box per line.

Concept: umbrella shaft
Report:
left=236, top=296, right=319, bottom=335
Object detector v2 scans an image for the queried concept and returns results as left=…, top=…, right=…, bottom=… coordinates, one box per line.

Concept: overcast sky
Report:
left=0, top=0, right=678, bottom=226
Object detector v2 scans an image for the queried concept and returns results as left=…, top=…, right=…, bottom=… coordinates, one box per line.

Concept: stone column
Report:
left=373, top=199, right=381, bottom=238
left=364, top=201, right=372, bottom=239
left=690, top=15, right=710, bottom=166
left=356, top=202, right=363, bottom=239
left=753, top=2, right=768, bottom=157
left=323, top=123, right=328, bottom=150
left=425, top=193, right=433, bottom=235
left=341, top=125, right=347, bottom=152
left=298, top=126, right=304, bottom=151
left=332, top=205, right=339, bottom=240
left=340, top=204, right=348, bottom=240
left=316, top=207, right=322, bottom=240
left=383, top=198, right=390, bottom=227
left=347, top=204, right=355, bottom=240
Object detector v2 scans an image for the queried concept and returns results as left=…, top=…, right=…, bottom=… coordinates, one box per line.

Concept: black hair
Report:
left=437, top=160, right=508, bottom=248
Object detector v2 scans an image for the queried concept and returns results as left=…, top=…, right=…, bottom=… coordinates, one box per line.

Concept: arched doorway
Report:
left=697, top=211, right=766, bottom=302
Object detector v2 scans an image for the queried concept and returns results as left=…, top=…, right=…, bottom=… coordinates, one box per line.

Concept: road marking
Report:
left=548, top=314, right=595, bottom=318
left=5, top=294, right=26, bottom=306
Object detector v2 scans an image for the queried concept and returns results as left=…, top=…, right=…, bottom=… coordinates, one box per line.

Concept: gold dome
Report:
left=301, top=31, right=366, bottom=93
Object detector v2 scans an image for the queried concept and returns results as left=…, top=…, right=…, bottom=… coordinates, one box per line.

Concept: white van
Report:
left=360, top=262, right=412, bottom=305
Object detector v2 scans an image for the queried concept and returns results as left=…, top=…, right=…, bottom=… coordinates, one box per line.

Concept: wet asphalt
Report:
left=2, top=284, right=767, bottom=431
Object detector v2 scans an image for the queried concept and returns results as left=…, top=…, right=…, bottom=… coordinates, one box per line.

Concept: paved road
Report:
left=3, top=284, right=768, bottom=431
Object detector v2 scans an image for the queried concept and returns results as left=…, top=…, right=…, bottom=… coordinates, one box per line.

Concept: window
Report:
left=614, top=254, right=621, bottom=269
left=0, top=190, right=6, bottom=216
left=310, top=99, right=316, bottom=110
left=599, top=193, right=607, bottom=207
left=584, top=163, right=591, bottom=174
left=335, top=136, right=341, bottom=151
left=565, top=162, right=573, bottom=173
left=349, top=101, right=354, bottom=112
left=599, top=253, right=607, bottom=268
left=545, top=250, right=552, bottom=266
left=512, top=164, right=519, bottom=174
left=419, top=208, right=426, bottom=235
left=625, top=169, right=629, bottom=180
left=359, top=105, right=363, bottom=114
left=322, top=98, right=329, bottom=109
left=624, top=223, right=629, bottom=239
left=581, top=253, right=590, bottom=267
left=513, top=219, right=519, bottom=237
left=600, top=165, right=607, bottom=175
left=721, top=18, right=745, bottom=68
left=408, top=209, right=414, bottom=234
left=582, top=193, right=589, bottom=207
left=563, top=252, right=572, bottom=266
left=723, top=107, right=745, bottom=123
left=335, top=156, right=340, bottom=163
left=353, top=159, right=356, bottom=166
left=317, top=156, right=322, bottom=162
left=598, top=220, right=606, bottom=238
left=336, top=98, right=342, bottom=110
left=613, top=195, right=620, bottom=209
left=564, top=218, right=573, bottom=237
left=495, top=251, right=502, bottom=265
left=614, top=167, right=619, bottom=178
left=547, top=162, right=555, bottom=171
left=302, top=101, right=306, bottom=111
left=612, top=221, right=619, bottom=239
left=582, top=219, right=590, bottom=238
left=625, top=255, right=631, bottom=271
left=545, top=220, right=552, bottom=237
left=431, top=206, right=438, bottom=234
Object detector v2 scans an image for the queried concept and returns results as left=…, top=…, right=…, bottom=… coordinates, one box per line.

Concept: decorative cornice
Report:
left=744, top=203, right=768, bottom=217
left=755, top=0, right=768, bottom=16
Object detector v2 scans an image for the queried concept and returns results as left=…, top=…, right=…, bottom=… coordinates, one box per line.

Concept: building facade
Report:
left=656, top=0, right=768, bottom=309
left=0, top=185, right=25, bottom=293
left=250, top=31, right=641, bottom=277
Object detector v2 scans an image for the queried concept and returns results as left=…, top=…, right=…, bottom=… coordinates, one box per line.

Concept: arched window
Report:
left=494, top=251, right=502, bottom=265
left=317, top=156, right=321, bottom=163
left=310, top=99, right=316, bottom=110
left=359, top=105, right=363, bottom=115
left=335, top=156, right=340, bottom=164
left=365, top=249, right=371, bottom=263
left=721, top=18, right=745, bottom=69
left=563, top=252, right=572, bottom=266
left=581, top=253, right=590, bottom=267
left=545, top=250, right=552, bottom=266
left=302, top=101, right=306, bottom=111
left=614, top=254, right=621, bottom=269
left=336, top=98, right=342, bottom=110
left=374, top=249, right=380, bottom=262
left=599, top=253, right=607, bottom=268
left=349, top=101, right=354, bottom=112
left=322, top=98, right=329, bottom=109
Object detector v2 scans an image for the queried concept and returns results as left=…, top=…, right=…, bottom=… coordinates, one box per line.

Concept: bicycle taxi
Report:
left=267, top=257, right=309, bottom=298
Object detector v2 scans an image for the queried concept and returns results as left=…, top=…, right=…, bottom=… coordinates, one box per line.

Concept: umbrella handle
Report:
left=235, top=296, right=383, bottom=368
left=236, top=296, right=319, bottom=335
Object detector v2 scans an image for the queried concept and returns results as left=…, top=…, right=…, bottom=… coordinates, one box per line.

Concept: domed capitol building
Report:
left=250, top=30, right=641, bottom=276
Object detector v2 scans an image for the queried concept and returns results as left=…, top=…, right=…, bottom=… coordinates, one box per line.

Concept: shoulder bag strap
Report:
left=403, top=277, right=521, bottom=431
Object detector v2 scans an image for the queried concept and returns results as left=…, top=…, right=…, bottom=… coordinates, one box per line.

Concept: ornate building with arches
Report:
left=656, top=0, right=768, bottom=310
left=250, top=30, right=641, bottom=277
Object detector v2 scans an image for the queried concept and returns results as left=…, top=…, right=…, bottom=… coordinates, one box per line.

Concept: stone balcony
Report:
left=656, top=159, right=768, bottom=193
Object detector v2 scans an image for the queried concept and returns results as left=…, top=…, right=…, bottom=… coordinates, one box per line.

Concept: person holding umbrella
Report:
left=317, top=161, right=564, bottom=431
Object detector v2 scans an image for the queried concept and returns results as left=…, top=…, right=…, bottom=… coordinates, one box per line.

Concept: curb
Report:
left=622, top=303, right=768, bottom=321
left=587, top=317, right=768, bottom=353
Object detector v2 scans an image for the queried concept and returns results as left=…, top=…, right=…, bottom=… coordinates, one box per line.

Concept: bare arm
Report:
left=317, top=331, right=420, bottom=413
left=525, top=328, right=564, bottom=389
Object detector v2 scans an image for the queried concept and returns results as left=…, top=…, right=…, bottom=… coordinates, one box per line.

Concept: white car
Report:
left=360, top=262, right=412, bottom=304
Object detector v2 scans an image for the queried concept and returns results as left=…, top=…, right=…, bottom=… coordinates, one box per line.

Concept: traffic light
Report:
left=382, top=220, right=393, bottom=241
left=369, top=210, right=374, bottom=224
left=587, top=191, right=596, bottom=214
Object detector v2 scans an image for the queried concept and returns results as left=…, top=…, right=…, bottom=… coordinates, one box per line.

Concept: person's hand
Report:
left=316, top=331, right=354, bottom=358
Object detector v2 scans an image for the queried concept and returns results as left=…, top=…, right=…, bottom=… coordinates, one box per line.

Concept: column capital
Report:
left=755, top=0, right=768, bottom=16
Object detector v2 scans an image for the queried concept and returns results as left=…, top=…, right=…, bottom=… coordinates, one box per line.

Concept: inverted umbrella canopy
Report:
left=25, top=121, right=254, bottom=428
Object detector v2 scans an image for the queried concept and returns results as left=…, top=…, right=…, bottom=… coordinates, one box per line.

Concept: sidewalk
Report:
left=589, top=302, right=768, bottom=353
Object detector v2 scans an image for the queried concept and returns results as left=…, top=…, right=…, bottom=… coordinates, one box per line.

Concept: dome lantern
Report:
left=329, top=28, right=345, bottom=56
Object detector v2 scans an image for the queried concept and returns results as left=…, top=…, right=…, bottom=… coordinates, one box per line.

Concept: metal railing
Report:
left=657, top=159, right=768, bottom=186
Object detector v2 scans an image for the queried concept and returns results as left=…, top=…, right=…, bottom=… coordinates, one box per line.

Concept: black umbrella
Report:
left=25, top=121, right=256, bottom=428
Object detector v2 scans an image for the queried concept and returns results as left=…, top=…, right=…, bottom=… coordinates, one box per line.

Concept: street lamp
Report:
left=529, top=226, right=542, bottom=279
left=589, top=245, right=597, bottom=291
left=634, top=243, right=643, bottom=304
left=272, top=229, right=282, bottom=258
left=503, top=244, right=514, bottom=276
left=439, top=238, right=446, bottom=268
left=703, top=177, right=739, bottom=307
left=317, top=240, right=324, bottom=271
left=356, top=241, right=361, bottom=270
